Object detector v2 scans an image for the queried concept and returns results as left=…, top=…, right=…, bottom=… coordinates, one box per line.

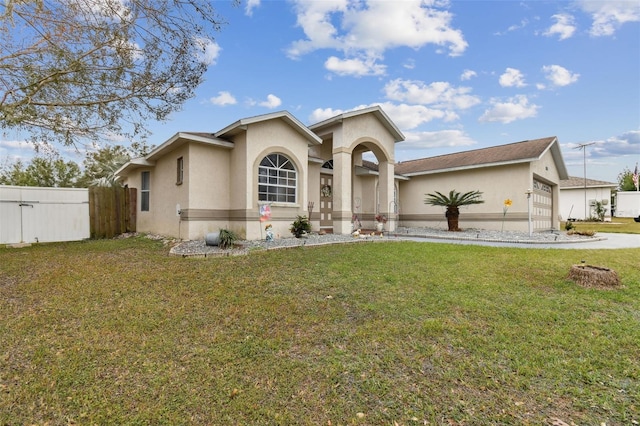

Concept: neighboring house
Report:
left=395, top=137, right=568, bottom=233
left=559, top=176, right=616, bottom=221
left=116, top=107, right=569, bottom=240
left=115, top=106, right=404, bottom=240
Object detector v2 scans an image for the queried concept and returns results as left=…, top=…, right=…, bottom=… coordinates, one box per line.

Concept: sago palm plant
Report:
left=424, top=190, right=484, bottom=231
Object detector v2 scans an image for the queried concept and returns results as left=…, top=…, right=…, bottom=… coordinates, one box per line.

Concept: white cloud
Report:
left=499, top=68, right=527, bottom=88
left=245, top=0, right=260, bottom=16
left=287, top=0, right=467, bottom=75
left=584, top=130, right=640, bottom=158
left=309, top=101, right=455, bottom=131
left=308, top=107, right=345, bottom=124
left=398, top=129, right=477, bottom=151
left=383, top=79, right=480, bottom=110
left=543, top=13, right=577, bottom=40
left=193, top=37, right=221, bottom=65
left=325, top=56, right=386, bottom=77
left=209, top=91, right=237, bottom=106
left=494, top=19, right=529, bottom=36
left=259, top=94, right=282, bottom=109
left=542, top=65, right=580, bottom=87
left=0, top=139, right=36, bottom=151
left=460, top=69, right=477, bottom=81
left=577, top=0, right=640, bottom=36
left=479, top=95, right=539, bottom=124
left=403, top=58, right=416, bottom=70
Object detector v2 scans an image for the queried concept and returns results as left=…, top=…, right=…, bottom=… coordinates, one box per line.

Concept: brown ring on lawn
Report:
left=568, top=265, right=622, bottom=289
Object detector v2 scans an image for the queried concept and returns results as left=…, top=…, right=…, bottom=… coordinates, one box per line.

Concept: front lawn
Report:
left=563, top=216, right=640, bottom=234
left=1, top=237, right=638, bottom=425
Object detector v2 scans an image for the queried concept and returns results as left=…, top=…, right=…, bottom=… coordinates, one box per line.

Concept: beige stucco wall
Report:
left=181, top=144, right=232, bottom=239
left=342, top=115, right=395, bottom=163
left=244, top=120, right=311, bottom=240
left=398, top=163, right=545, bottom=232
left=133, top=144, right=189, bottom=238
left=330, top=113, right=398, bottom=233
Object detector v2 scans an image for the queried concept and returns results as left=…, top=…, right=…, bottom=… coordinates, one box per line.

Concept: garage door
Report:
left=532, top=179, right=552, bottom=231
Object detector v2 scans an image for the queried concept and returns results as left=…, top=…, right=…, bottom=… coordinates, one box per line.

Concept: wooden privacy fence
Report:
left=89, top=187, right=137, bottom=239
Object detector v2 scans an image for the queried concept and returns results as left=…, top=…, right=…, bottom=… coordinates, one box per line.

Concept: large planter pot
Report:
left=375, top=222, right=384, bottom=232
left=205, top=231, right=220, bottom=246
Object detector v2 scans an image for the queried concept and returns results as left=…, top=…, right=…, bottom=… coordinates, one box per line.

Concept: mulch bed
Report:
left=568, top=264, right=622, bottom=289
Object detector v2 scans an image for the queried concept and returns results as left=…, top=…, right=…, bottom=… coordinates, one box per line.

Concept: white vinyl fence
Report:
left=0, top=185, right=90, bottom=244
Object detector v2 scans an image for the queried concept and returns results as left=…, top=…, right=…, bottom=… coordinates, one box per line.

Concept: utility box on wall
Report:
left=0, top=186, right=90, bottom=244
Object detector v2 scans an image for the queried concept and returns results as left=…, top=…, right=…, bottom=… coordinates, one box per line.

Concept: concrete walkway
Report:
left=395, top=233, right=640, bottom=249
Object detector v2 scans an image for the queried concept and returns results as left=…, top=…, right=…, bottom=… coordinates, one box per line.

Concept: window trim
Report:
left=176, top=156, right=183, bottom=185
left=141, top=171, right=150, bottom=212
left=258, top=153, right=297, bottom=204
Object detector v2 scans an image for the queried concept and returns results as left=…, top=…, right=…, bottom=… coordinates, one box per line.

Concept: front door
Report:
left=320, top=174, right=333, bottom=231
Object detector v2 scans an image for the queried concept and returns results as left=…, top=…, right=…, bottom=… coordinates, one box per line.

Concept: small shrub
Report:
left=567, top=229, right=596, bottom=237
left=290, top=215, right=312, bottom=238
left=218, top=228, right=238, bottom=249
left=565, top=221, right=574, bottom=231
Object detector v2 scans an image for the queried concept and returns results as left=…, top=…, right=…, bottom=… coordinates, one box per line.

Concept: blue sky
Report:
left=1, top=0, right=638, bottom=183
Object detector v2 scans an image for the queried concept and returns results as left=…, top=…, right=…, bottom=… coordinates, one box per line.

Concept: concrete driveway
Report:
left=397, top=232, right=640, bottom=249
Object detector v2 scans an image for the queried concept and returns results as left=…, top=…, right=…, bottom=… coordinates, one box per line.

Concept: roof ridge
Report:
left=397, top=136, right=556, bottom=165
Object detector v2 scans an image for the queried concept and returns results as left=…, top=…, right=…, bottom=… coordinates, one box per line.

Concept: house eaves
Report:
left=357, top=161, right=410, bottom=181
left=146, top=132, right=233, bottom=161
left=396, top=136, right=568, bottom=179
left=560, top=176, right=617, bottom=189
left=309, top=105, right=405, bottom=143
left=114, top=157, right=156, bottom=178
left=215, top=111, right=322, bottom=146
left=115, top=132, right=232, bottom=178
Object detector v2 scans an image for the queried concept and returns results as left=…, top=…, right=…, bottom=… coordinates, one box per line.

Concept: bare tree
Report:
left=1, top=0, right=232, bottom=148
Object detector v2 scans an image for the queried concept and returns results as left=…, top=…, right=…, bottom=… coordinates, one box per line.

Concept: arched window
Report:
left=258, top=153, right=297, bottom=203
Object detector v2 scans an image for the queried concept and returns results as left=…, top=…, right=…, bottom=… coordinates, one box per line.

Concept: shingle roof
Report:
left=361, top=159, right=379, bottom=171
left=395, top=137, right=560, bottom=176
left=560, top=176, right=616, bottom=188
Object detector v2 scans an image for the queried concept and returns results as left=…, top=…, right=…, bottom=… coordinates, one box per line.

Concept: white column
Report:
left=378, top=160, right=396, bottom=232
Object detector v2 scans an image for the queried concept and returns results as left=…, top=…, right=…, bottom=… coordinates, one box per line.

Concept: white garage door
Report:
left=532, top=179, right=553, bottom=231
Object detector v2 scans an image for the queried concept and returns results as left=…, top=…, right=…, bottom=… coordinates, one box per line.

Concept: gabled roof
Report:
left=309, top=106, right=405, bottom=142
left=146, top=132, right=233, bottom=161
left=395, top=136, right=568, bottom=179
left=560, top=176, right=617, bottom=189
left=115, top=132, right=233, bottom=177
left=215, top=110, right=322, bottom=146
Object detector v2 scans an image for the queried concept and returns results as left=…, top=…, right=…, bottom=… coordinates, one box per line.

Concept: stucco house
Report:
left=395, top=137, right=568, bottom=233
left=115, top=106, right=404, bottom=240
left=116, top=107, right=569, bottom=239
left=559, top=176, right=616, bottom=221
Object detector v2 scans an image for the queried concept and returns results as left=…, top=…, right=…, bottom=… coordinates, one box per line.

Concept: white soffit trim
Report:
left=146, top=132, right=233, bottom=161
left=114, top=157, right=155, bottom=176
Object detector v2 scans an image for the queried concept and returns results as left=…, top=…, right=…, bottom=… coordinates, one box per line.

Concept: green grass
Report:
left=563, top=216, right=640, bottom=234
left=1, top=237, right=639, bottom=425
